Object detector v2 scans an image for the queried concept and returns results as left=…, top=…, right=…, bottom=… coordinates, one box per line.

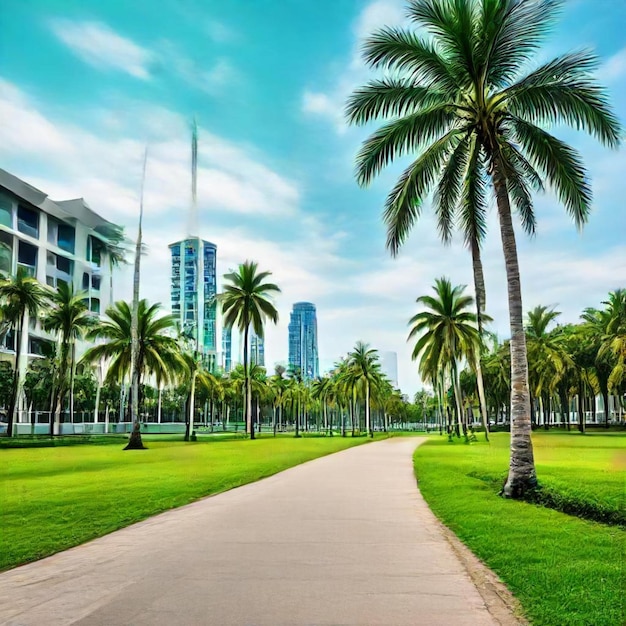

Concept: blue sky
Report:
left=1, top=0, right=625, bottom=394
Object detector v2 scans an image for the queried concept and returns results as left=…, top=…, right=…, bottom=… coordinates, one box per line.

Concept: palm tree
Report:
left=599, top=290, right=626, bottom=396
left=347, top=0, right=621, bottom=496
left=347, top=342, right=382, bottom=437
left=0, top=271, right=51, bottom=437
left=525, top=306, right=570, bottom=429
left=219, top=261, right=280, bottom=439
left=82, top=300, right=181, bottom=422
left=409, top=278, right=479, bottom=439
left=179, top=351, right=216, bottom=440
left=128, top=148, right=149, bottom=449
left=311, top=375, right=333, bottom=435
left=269, top=365, right=288, bottom=435
left=43, top=282, right=96, bottom=435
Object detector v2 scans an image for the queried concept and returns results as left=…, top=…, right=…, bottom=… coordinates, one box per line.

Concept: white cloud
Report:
left=205, top=20, right=238, bottom=44
left=48, top=19, right=153, bottom=79
left=300, top=0, right=406, bottom=132
left=598, top=47, right=626, bottom=83
left=0, top=80, right=298, bottom=221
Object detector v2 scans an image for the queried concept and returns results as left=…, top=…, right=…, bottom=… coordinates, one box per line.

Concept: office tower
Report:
left=288, top=302, right=319, bottom=380
left=250, top=331, right=265, bottom=367
left=0, top=168, right=118, bottom=358
left=168, top=120, right=218, bottom=371
left=221, top=325, right=232, bottom=372
left=380, top=351, right=399, bottom=388
left=169, top=238, right=217, bottom=369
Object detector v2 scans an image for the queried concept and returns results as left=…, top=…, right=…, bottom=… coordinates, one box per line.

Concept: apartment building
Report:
left=0, top=168, right=120, bottom=358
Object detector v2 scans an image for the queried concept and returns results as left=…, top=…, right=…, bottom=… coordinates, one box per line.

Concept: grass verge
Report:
left=1, top=435, right=378, bottom=571
left=414, top=432, right=625, bottom=626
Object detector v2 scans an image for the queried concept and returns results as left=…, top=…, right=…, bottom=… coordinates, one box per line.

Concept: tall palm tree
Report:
left=219, top=261, right=280, bottom=439
left=311, top=375, right=333, bottom=435
left=128, top=148, right=149, bottom=449
left=347, top=0, right=621, bottom=496
left=347, top=342, right=382, bottom=437
left=82, top=300, right=181, bottom=420
left=43, top=282, right=96, bottom=435
left=0, top=271, right=50, bottom=437
left=409, top=278, right=479, bottom=438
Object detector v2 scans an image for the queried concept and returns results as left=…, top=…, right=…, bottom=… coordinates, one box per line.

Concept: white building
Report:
left=379, top=351, right=399, bottom=388
left=0, top=168, right=119, bottom=360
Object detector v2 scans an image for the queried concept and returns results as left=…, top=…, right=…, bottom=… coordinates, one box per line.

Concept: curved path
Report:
left=0, top=438, right=518, bottom=625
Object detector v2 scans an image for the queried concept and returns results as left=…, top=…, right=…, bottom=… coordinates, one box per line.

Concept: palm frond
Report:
left=356, top=105, right=456, bottom=186
left=346, top=78, right=450, bottom=126
left=510, top=116, right=591, bottom=228
left=482, top=0, right=563, bottom=87
left=383, top=129, right=462, bottom=255
left=504, top=51, right=622, bottom=147
left=362, top=27, right=457, bottom=91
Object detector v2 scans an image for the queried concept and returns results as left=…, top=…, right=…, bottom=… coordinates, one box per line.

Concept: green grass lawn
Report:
left=0, top=435, right=377, bottom=572
left=414, top=432, right=626, bottom=626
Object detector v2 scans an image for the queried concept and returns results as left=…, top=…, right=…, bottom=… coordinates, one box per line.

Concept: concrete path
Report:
left=0, top=438, right=517, bottom=625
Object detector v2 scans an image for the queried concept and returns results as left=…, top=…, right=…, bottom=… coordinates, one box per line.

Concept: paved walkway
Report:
left=0, top=438, right=517, bottom=625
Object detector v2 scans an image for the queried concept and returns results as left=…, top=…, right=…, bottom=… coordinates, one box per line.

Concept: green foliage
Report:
left=0, top=361, right=14, bottom=408
left=414, top=432, right=625, bottom=625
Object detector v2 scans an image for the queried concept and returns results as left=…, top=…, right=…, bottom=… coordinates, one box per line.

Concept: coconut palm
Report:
left=409, top=278, right=479, bottom=438
left=347, top=342, right=382, bottom=437
left=82, top=300, right=181, bottom=418
left=599, top=289, right=626, bottom=393
left=0, top=270, right=51, bottom=437
left=43, top=282, right=96, bottom=435
left=311, top=375, right=334, bottom=435
left=347, top=0, right=621, bottom=495
left=219, top=261, right=280, bottom=440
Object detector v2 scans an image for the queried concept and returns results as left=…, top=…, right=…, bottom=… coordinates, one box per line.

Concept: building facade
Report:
left=221, top=325, right=232, bottom=373
left=288, top=302, right=319, bottom=380
left=0, top=168, right=118, bottom=359
left=250, top=331, right=265, bottom=367
left=169, top=238, right=217, bottom=370
left=379, top=351, right=399, bottom=388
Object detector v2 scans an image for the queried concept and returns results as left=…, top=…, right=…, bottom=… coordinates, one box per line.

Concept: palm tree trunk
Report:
left=492, top=158, right=537, bottom=497
left=5, top=313, right=25, bottom=438
left=186, top=372, right=196, bottom=440
left=243, top=322, right=253, bottom=439
left=69, top=342, right=76, bottom=425
left=126, top=148, right=148, bottom=451
left=366, top=382, right=372, bottom=437
left=452, top=362, right=464, bottom=439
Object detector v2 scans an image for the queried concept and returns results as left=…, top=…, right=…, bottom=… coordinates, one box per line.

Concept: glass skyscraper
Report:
left=221, top=325, right=232, bottom=373
left=288, top=302, right=319, bottom=380
left=169, top=237, right=217, bottom=370
left=250, top=331, right=265, bottom=367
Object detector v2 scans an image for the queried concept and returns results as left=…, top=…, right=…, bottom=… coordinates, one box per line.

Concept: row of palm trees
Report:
left=409, top=277, right=625, bottom=439
left=0, top=260, right=412, bottom=440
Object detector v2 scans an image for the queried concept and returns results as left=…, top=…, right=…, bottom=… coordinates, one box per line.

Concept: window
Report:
left=56, top=255, right=71, bottom=274
left=90, top=298, right=100, bottom=314
left=88, top=236, right=103, bottom=266
left=82, top=272, right=90, bottom=290
left=0, top=195, right=12, bottom=228
left=57, top=224, right=75, bottom=254
left=17, top=241, right=37, bottom=276
left=0, top=231, right=12, bottom=275
left=91, top=275, right=101, bottom=291
left=17, top=205, right=39, bottom=238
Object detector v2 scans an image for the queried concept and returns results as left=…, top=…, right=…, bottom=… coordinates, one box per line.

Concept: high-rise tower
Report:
left=250, top=331, right=265, bottom=367
left=169, top=120, right=218, bottom=370
left=221, top=325, right=232, bottom=372
left=288, top=302, right=319, bottom=380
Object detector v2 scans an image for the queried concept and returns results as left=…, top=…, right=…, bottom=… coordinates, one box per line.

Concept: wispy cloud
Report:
left=301, top=0, right=405, bottom=132
left=48, top=19, right=153, bottom=80
left=205, top=19, right=238, bottom=44
left=598, top=46, right=626, bottom=83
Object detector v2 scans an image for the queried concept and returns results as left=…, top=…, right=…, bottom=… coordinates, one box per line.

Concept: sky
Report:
left=1, top=0, right=625, bottom=396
